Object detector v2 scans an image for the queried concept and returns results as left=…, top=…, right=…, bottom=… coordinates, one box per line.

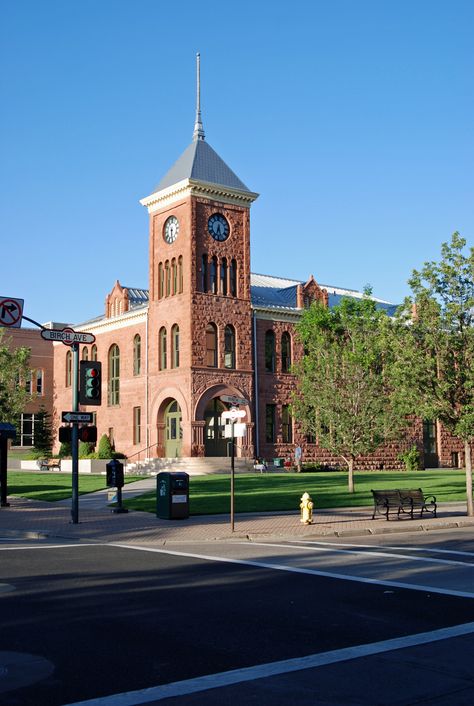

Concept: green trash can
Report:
left=156, top=472, right=189, bottom=519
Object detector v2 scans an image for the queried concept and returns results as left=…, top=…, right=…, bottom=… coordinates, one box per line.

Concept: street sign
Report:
left=220, top=395, right=249, bottom=407
left=224, top=422, right=246, bottom=438
left=0, top=296, right=24, bottom=328
left=62, top=411, right=94, bottom=423
left=222, top=408, right=246, bottom=421
left=41, top=328, right=96, bottom=346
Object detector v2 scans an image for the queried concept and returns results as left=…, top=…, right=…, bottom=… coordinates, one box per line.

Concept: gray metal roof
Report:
left=153, top=138, right=251, bottom=194
left=250, top=273, right=398, bottom=315
left=124, top=287, right=149, bottom=308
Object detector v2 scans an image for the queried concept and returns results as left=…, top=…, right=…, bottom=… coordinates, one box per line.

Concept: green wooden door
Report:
left=165, top=401, right=182, bottom=458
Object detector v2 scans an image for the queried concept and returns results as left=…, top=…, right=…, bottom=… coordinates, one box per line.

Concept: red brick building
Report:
left=48, top=65, right=464, bottom=471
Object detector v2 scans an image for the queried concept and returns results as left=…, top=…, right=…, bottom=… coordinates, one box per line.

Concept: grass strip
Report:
left=6, top=472, right=145, bottom=502
left=125, top=470, right=472, bottom=515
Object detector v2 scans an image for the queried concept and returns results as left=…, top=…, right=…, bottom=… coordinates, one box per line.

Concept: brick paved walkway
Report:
left=1, top=482, right=473, bottom=545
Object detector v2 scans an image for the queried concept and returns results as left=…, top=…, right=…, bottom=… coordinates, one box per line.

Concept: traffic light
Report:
left=58, top=426, right=72, bottom=443
left=79, top=361, right=102, bottom=406
left=78, top=425, right=97, bottom=443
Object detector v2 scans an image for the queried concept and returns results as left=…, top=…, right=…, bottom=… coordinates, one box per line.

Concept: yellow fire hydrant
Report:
left=300, top=491, right=314, bottom=524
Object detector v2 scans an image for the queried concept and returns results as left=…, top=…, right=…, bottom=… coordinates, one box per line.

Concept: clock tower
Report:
left=140, top=55, right=258, bottom=459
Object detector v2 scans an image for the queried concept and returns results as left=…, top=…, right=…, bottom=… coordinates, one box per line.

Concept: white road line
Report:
left=109, top=544, right=474, bottom=598
left=0, top=544, right=100, bottom=551
left=63, top=621, right=474, bottom=706
left=300, top=539, right=474, bottom=559
left=244, top=540, right=474, bottom=567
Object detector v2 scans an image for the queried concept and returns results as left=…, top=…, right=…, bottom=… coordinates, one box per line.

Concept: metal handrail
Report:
left=125, top=443, right=159, bottom=465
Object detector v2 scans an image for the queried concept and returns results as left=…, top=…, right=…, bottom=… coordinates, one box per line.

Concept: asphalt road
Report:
left=1, top=529, right=474, bottom=705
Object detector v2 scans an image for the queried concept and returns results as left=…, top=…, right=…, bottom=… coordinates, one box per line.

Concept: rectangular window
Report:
left=36, top=369, right=43, bottom=395
left=12, top=413, right=35, bottom=447
left=282, top=405, right=293, bottom=443
left=265, top=404, right=276, bottom=443
left=133, top=407, right=141, bottom=445
left=25, top=371, right=32, bottom=394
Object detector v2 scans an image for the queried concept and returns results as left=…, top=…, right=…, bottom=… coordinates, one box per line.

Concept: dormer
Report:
left=296, top=275, right=329, bottom=309
left=105, top=280, right=130, bottom=318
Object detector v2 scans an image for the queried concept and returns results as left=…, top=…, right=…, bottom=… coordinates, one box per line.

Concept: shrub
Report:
left=398, top=445, right=420, bottom=471
left=58, top=442, right=71, bottom=458
left=79, top=441, right=95, bottom=458
left=98, top=434, right=113, bottom=459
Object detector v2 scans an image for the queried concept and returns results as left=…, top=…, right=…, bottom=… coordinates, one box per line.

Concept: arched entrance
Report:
left=204, top=398, right=228, bottom=457
left=164, top=400, right=182, bottom=457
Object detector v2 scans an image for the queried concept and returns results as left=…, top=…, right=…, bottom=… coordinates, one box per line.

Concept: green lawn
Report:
left=125, top=470, right=472, bottom=515
left=6, top=472, right=145, bottom=502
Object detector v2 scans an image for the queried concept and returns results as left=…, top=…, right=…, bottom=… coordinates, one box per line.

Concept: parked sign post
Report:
left=222, top=408, right=247, bottom=532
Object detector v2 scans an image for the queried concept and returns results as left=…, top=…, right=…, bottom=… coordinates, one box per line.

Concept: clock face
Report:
left=164, top=216, right=179, bottom=244
left=208, top=213, right=230, bottom=242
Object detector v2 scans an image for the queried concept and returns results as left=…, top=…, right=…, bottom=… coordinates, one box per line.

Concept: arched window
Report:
left=108, top=344, right=120, bottom=406
left=133, top=334, right=141, bottom=376
left=220, top=258, right=228, bottom=296
left=158, top=263, right=164, bottom=299
left=165, top=261, right=171, bottom=297
left=230, top=259, right=237, bottom=297
left=265, top=330, right=275, bottom=372
left=178, top=256, right=183, bottom=293
left=201, top=254, right=208, bottom=292
left=65, top=351, right=72, bottom=387
left=171, top=258, right=177, bottom=295
left=210, top=256, right=218, bottom=294
left=281, top=332, right=291, bottom=373
left=171, top=324, right=180, bottom=368
left=82, top=346, right=89, bottom=361
left=159, top=327, right=167, bottom=370
left=205, top=323, right=218, bottom=367
left=91, top=344, right=97, bottom=361
left=224, top=325, right=235, bottom=369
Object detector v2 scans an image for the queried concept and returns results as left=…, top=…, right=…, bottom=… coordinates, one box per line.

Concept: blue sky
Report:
left=1, top=0, right=472, bottom=326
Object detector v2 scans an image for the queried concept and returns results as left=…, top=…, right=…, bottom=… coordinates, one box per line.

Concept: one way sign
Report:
left=0, top=296, right=24, bottom=328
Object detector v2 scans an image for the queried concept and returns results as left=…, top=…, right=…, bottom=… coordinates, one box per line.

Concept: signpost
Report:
left=221, top=407, right=247, bottom=532
left=220, top=395, right=249, bottom=407
left=0, top=296, right=99, bottom=524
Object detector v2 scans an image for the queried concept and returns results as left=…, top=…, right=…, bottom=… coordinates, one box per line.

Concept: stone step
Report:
left=126, top=456, right=253, bottom=476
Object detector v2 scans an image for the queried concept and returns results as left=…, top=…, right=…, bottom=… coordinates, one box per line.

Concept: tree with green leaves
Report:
left=293, top=292, right=405, bottom=492
left=98, top=433, right=113, bottom=459
left=32, top=405, right=54, bottom=457
left=0, top=330, right=31, bottom=425
left=391, top=232, right=474, bottom=516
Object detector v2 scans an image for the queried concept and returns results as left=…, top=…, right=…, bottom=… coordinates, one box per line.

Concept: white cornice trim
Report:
left=75, top=307, right=148, bottom=335
left=252, top=306, right=302, bottom=323
left=140, top=178, right=259, bottom=213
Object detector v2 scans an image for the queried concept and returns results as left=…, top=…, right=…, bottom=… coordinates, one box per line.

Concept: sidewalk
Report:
left=1, top=479, right=474, bottom=545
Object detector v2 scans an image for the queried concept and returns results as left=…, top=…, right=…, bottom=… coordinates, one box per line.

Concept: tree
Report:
left=0, top=330, right=31, bottom=424
left=292, top=292, right=405, bottom=492
left=392, top=232, right=474, bottom=516
left=32, top=405, right=54, bottom=457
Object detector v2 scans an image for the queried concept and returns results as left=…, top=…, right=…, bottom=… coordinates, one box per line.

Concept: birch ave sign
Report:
left=40, top=327, right=96, bottom=346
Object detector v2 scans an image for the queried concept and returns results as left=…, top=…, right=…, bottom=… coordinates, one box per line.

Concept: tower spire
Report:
left=193, top=52, right=205, bottom=142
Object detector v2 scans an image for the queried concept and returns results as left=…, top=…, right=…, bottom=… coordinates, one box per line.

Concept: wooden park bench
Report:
left=371, top=488, right=437, bottom=521
left=39, top=459, right=61, bottom=472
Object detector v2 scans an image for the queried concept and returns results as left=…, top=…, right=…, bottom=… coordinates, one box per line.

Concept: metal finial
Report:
left=193, top=52, right=205, bottom=141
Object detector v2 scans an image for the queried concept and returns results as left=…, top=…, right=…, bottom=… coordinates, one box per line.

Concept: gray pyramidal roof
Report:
left=153, top=138, right=251, bottom=194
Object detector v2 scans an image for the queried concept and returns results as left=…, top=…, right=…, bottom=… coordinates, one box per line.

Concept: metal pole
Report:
left=71, top=343, right=79, bottom=524
left=230, top=421, right=235, bottom=532
left=0, top=437, right=10, bottom=507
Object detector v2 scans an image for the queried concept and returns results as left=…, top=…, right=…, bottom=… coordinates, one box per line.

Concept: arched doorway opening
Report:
left=164, top=400, right=182, bottom=457
left=204, top=398, right=228, bottom=457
